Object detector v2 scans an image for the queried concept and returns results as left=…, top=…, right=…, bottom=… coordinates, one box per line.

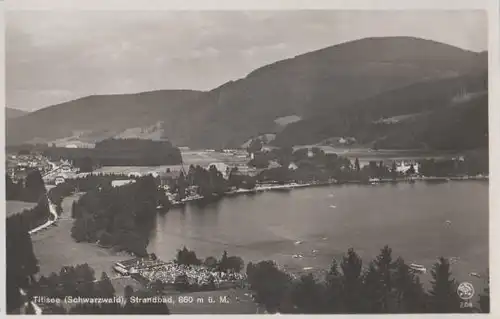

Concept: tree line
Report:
left=246, top=246, right=490, bottom=314
left=164, top=147, right=488, bottom=204
left=6, top=213, right=40, bottom=313
left=70, top=175, right=169, bottom=256
left=7, top=224, right=490, bottom=315
left=247, top=147, right=488, bottom=184
left=176, top=247, right=244, bottom=273
left=6, top=169, right=46, bottom=203
left=42, top=138, right=183, bottom=167
left=47, top=173, right=134, bottom=214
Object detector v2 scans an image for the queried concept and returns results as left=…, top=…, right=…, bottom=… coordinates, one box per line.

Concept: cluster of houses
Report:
left=7, top=154, right=53, bottom=182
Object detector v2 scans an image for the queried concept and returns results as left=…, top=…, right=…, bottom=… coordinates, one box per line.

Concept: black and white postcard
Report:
left=4, top=0, right=498, bottom=316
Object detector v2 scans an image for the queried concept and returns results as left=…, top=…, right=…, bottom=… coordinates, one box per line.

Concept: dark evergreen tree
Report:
left=324, top=259, right=344, bottom=313
left=219, top=250, right=229, bottom=271
left=340, top=248, right=363, bottom=313
left=246, top=260, right=292, bottom=313
left=6, top=174, right=20, bottom=200
left=392, top=257, right=427, bottom=313
left=6, top=215, right=39, bottom=313
left=373, top=245, right=396, bottom=312
left=291, top=273, right=325, bottom=313
left=24, top=169, right=46, bottom=202
left=362, top=262, right=382, bottom=313
left=428, top=257, right=461, bottom=313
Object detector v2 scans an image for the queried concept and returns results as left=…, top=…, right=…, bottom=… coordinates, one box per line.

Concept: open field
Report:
left=93, top=150, right=249, bottom=175
left=31, top=194, right=130, bottom=281
left=6, top=200, right=37, bottom=217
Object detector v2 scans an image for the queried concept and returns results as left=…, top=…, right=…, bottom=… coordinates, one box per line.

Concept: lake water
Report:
left=32, top=180, right=489, bottom=296
left=149, top=181, right=489, bottom=290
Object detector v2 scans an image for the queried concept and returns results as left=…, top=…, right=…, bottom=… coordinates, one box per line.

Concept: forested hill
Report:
left=272, top=71, right=488, bottom=150
left=6, top=90, right=207, bottom=146
left=6, top=37, right=487, bottom=149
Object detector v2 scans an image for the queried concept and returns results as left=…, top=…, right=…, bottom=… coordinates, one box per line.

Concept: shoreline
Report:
left=171, top=174, right=489, bottom=207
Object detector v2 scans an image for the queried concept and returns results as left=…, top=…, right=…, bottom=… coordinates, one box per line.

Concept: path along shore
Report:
left=171, top=174, right=489, bottom=206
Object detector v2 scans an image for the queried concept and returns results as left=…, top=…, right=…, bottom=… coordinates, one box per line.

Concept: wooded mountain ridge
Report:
left=6, top=37, right=488, bottom=150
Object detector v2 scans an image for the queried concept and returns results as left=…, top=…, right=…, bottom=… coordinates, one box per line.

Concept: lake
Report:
left=33, top=180, right=489, bottom=295
left=149, top=181, right=489, bottom=290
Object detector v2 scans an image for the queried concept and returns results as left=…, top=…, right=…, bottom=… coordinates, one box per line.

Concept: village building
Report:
left=111, top=179, right=136, bottom=188
left=395, top=161, right=420, bottom=175
left=54, top=175, right=66, bottom=185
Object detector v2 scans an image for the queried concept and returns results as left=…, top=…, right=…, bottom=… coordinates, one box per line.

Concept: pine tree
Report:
left=324, top=259, right=344, bottom=313
left=219, top=250, right=229, bottom=272
left=428, top=257, right=461, bottom=313
left=24, top=169, right=46, bottom=202
left=373, top=245, right=396, bottom=312
left=290, top=273, right=325, bottom=313
left=392, top=257, right=426, bottom=313
left=363, top=262, right=382, bottom=313
left=340, top=248, right=364, bottom=312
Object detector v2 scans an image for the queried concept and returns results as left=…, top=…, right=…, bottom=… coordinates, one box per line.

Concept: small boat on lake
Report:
left=409, top=263, right=427, bottom=274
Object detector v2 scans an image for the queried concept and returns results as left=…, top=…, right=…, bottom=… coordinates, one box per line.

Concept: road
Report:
left=28, top=198, right=58, bottom=235
left=18, top=193, right=59, bottom=314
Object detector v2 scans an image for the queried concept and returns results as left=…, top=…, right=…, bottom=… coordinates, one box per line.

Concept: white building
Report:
left=128, top=172, right=142, bottom=178
left=111, top=179, right=136, bottom=188
left=396, top=161, right=420, bottom=174
left=55, top=176, right=66, bottom=185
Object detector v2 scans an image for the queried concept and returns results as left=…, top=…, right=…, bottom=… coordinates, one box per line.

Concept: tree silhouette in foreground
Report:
left=426, top=257, right=462, bottom=313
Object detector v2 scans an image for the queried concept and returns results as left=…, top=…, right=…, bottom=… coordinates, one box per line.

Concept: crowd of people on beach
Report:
left=138, top=262, right=246, bottom=287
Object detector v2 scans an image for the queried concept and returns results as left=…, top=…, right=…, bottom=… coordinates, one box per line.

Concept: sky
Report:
left=7, top=10, right=487, bottom=111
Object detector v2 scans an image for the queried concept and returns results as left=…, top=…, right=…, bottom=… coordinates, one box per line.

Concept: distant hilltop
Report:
left=6, top=37, right=488, bottom=151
